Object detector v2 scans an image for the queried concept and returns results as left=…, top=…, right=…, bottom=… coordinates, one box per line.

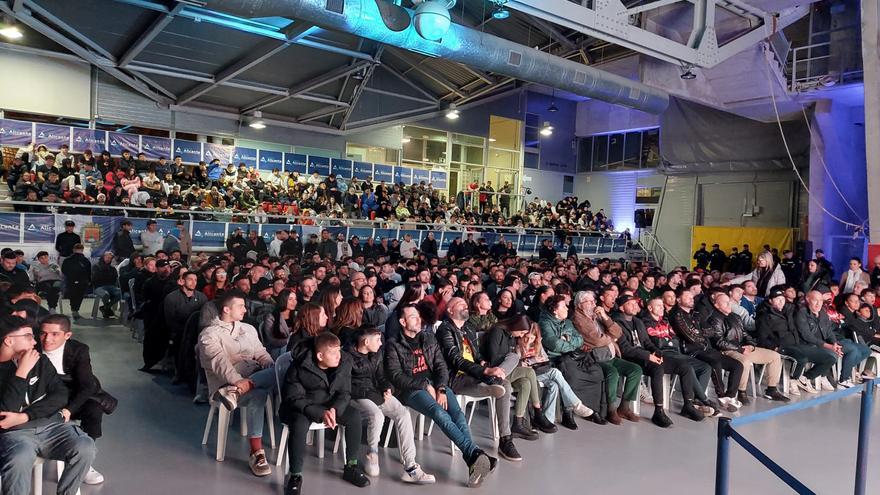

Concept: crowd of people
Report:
left=1, top=214, right=878, bottom=494
left=5, top=144, right=618, bottom=235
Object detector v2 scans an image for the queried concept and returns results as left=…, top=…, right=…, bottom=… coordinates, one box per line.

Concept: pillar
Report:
left=863, top=1, right=880, bottom=267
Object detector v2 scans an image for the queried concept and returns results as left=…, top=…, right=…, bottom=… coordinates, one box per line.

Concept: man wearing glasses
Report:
left=0, top=315, right=96, bottom=495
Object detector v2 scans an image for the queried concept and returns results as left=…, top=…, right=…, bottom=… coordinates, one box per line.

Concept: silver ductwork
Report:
left=204, top=0, right=670, bottom=114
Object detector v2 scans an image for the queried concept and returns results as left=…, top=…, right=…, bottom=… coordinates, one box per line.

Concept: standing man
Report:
left=399, top=234, right=418, bottom=260
left=165, top=271, right=207, bottom=383
left=61, top=244, right=91, bottom=320
left=140, top=220, right=163, bottom=257
left=111, top=220, right=135, bottom=262
left=0, top=315, right=96, bottom=495
left=55, top=220, right=81, bottom=265
left=318, top=229, right=338, bottom=260
left=708, top=244, right=726, bottom=272
left=693, top=243, right=710, bottom=270
left=39, top=315, right=111, bottom=485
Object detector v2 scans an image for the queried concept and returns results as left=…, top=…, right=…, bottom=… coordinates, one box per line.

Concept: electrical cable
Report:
left=762, top=46, right=867, bottom=236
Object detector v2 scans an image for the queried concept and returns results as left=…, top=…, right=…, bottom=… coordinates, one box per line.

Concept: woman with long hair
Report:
left=516, top=320, right=592, bottom=430
left=319, top=286, right=343, bottom=328
left=287, top=302, right=328, bottom=351
left=726, top=251, right=786, bottom=297
left=493, top=289, right=518, bottom=320
left=329, top=297, right=365, bottom=347
left=359, top=285, right=388, bottom=330
left=468, top=291, right=497, bottom=334
left=263, top=288, right=297, bottom=359
left=799, top=259, right=830, bottom=296
left=202, top=267, right=229, bottom=300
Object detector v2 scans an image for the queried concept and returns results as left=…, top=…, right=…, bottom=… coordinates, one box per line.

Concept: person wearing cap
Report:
left=693, top=243, right=710, bottom=270
left=111, top=220, right=135, bottom=261
left=55, top=220, right=81, bottom=265
left=61, top=245, right=92, bottom=320
left=140, top=220, right=163, bottom=257
left=708, top=244, right=726, bottom=272
left=0, top=315, right=97, bottom=494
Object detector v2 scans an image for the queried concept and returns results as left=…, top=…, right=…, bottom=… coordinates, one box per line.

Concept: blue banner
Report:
left=393, top=166, right=412, bottom=185
left=258, top=150, right=283, bottom=171
left=23, top=214, right=55, bottom=243
left=71, top=129, right=106, bottom=153
left=108, top=132, right=140, bottom=156
left=192, top=221, right=227, bottom=247
left=142, top=136, right=172, bottom=160
left=374, top=229, right=397, bottom=242
left=34, top=123, right=70, bottom=150
left=284, top=153, right=308, bottom=174
left=518, top=235, right=538, bottom=252
left=353, top=161, right=373, bottom=180
left=309, top=156, right=331, bottom=176
left=412, top=168, right=430, bottom=184
left=173, top=139, right=203, bottom=163
left=347, top=228, right=373, bottom=243
left=430, top=170, right=448, bottom=189
left=0, top=119, right=33, bottom=146
left=373, top=164, right=393, bottom=182
left=440, top=231, right=462, bottom=251
left=0, top=213, right=21, bottom=243
left=399, top=230, right=421, bottom=244
left=233, top=147, right=258, bottom=168
left=204, top=143, right=233, bottom=164
left=331, top=158, right=353, bottom=179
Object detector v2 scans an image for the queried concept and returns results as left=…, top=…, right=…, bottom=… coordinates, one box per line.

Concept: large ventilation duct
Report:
left=204, top=0, right=670, bottom=114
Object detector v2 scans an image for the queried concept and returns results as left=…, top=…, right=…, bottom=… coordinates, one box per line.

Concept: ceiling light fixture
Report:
left=351, top=69, right=366, bottom=81
left=488, top=137, right=497, bottom=142
left=0, top=26, right=23, bottom=40
left=247, top=110, right=266, bottom=129
left=491, top=0, right=510, bottom=19
left=548, top=89, right=559, bottom=112
left=402, top=137, right=411, bottom=144
left=539, top=121, right=554, bottom=137
left=679, top=64, right=697, bottom=80
left=445, top=103, right=460, bottom=120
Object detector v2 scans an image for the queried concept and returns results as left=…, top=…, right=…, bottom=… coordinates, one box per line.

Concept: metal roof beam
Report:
left=388, top=48, right=466, bottom=98
left=340, top=46, right=384, bottom=130
left=529, top=16, right=577, bottom=51
left=22, top=0, right=117, bottom=62
left=118, top=2, right=185, bottom=67
left=176, top=23, right=315, bottom=104
left=240, top=59, right=373, bottom=114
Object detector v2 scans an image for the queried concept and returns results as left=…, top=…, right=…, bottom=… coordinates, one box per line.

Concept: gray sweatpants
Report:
left=353, top=396, right=417, bottom=469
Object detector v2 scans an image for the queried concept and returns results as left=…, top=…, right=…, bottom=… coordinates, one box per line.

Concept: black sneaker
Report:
left=652, top=408, right=673, bottom=428
left=467, top=452, right=491, bottom=487
left=511, top=416, right=538, bottom=440
left=560, top=409, right=579, bottom=430
left=586, top=412, right=607, bottom=425
left=737, top=390, right=752, bottom=405
left=763, top=387, right=791, bottom=402
left=497, top=435, right=522, bottom=462
left=680, top=402, right=705, bottom=422
left=532, top=411, right=558, bottom=434
left=285, top=474, right=303, bottom=495
left=342, top=464, right=370, bottom=487
left=487, top=454, right=498, bottom=473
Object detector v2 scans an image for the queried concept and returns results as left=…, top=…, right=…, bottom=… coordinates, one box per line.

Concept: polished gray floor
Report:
left=47, top=300, right=880, bottom=494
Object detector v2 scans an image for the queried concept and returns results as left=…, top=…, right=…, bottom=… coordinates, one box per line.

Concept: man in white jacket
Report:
left=336, top=232, right=353, bottom=260
left=399, top=233, right=418, bottom=259
left=198, top=289, right=275, bottom=477
left=139, top=220, right=163, bottom=256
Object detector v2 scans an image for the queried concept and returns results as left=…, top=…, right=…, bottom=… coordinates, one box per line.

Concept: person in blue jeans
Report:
left=0, top=315, right=96, bottom=495
left=384, top=304, right=496, bottom=488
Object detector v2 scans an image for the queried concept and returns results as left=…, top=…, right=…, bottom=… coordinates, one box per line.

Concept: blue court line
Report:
left=731, top=379, right=875, bottom=428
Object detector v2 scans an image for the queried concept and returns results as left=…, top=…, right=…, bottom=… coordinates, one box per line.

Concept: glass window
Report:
left=593, top=135, right=608, bottom=168
left=578, top=137, right=593, bottom=173
left=623, top=131, right=641, bottom=168
left=524, top=151, right=539, bottom=169
left=563, top=175, right=574, bottom=194
left=524, top=127, right=540, bottom=149
left=608, top=133, right=624, bottom=167
left=488, top=116, right=521, bottom=151
left=346, top=143, right=399, bottom=165
left=451, top=133, right=484, bottom=166
left=402, top=126, right=448, bottom=167
left=642, top=129, right=660, bottom=168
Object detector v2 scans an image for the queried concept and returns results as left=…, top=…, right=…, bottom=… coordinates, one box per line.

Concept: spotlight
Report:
left=0, top=26, right=23, bottom=40
left=492, top=5, right=509, bottom=19
left=445, top=103, right=460, bottom=120
left=548, top=89, right=558, bottom=112
left=539, top=121, right=553, bottom=136
left=679, top=64, right=696, bottom=80
left=247, top=111, right=266, bottom=129
left=414, top=0, right=452, bottom=42
left=351, top=68, right=366, bottom=81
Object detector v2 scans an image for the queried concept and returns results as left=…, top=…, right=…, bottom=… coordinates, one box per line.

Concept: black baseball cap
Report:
left=64, top=220, right=75, bottom=227
left=616, top=294, right=639, bottom=307
left=156, top=259, right=170, bottom=268
left=767, top=285, right=787, bottom=299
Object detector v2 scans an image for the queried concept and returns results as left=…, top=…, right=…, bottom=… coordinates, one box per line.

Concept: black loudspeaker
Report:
left=634, top=209, right=646, bottom=228
left=795, top=239, right=813, bottom=260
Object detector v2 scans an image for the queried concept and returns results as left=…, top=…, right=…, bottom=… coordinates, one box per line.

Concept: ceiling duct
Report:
left=204, top=0, right=669, bottom=114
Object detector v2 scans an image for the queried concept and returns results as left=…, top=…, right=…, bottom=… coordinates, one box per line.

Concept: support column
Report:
left=863, top=1, right=880, bottom=266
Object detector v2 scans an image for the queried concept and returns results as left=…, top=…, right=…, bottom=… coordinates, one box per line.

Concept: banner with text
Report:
left=108, top=132, right=140, bottom=156
left=71, top=129, right=106, bottom=153
left=141, top=136, right=172, bottom=160
left=0, top=119, right=33, bottom=146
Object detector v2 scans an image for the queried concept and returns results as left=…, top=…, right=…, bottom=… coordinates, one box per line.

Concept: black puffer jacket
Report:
left=280, top=347, right=352, bottom=424
left=435, top=318, right=487, bottom=380
left=482, top=323, right=517, bottom=368
left=756, top=306, right=799, bottom=349
left=91, top=261, right=118, bottom=288
left=704, top=309, right=755, bottom=352
left=347, top=349, right=391, bottom=406
left=613, top=314, right=658, bottom=362
left=384, top=331, right=448, bottom=397
left=668, top=306, right=710, bottom=355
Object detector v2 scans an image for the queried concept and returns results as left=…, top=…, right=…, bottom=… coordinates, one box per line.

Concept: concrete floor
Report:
left=43, top=300, right=880, bottom=495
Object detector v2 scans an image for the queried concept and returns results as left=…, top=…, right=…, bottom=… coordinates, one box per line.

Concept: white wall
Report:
left=576, top=99, right=660, bottom=136
left=574, top=170, right=665, bottom=232
left=0, top=51, right=91, bottom=119
left=522, top=169, right=574, bottom=205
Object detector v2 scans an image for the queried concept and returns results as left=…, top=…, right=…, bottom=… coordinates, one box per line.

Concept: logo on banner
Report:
left=194, top=230, right=202, bottom=238
left=176, top=147, right=183, bottom=153
left=233, top=153, right=240, bottom=161
left=82, top=223, right=103, bottom=244
left=143, top=143, right=152, bottom=149
left=37, top=131, right=46, bottom=138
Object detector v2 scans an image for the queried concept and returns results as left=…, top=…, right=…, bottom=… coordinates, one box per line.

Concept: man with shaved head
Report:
left=436, top=297, right=522, bottom=462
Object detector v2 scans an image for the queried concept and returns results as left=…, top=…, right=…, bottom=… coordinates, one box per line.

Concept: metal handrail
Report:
left=641, top=230, right=683, bottom=269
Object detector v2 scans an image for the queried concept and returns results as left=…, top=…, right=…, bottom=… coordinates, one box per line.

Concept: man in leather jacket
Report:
left=704, top=292, right=788, bottom=402
left=669, top=289, right=744, bottom=408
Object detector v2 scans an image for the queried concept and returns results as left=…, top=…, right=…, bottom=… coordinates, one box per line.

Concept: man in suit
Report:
left=39, top=314, right=108, bottom=485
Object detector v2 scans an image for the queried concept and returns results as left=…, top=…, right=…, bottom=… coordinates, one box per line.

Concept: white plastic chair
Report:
left=273, top=352, right=344, bottom=468
left=31, top=458, right=80, bottom=495
left=201, top=370, right=276, bottom=462
left=427, top=394, right=497, bottom=455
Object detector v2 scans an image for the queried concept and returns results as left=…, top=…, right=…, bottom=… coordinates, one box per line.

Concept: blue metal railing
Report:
left=715, top=379, right=875, bottom=495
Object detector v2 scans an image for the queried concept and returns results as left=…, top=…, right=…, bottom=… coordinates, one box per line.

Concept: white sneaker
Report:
left=83, top=467, right=104, bottom=485
left=572, top=401, right=594, bottom=418
left=788, top=379, right=801, bottom=396
left=837, top=379, right=854, bottom=389
left=818, top=376, right=835, bottom=391
left=639, top=386, right=654, bottom=405
left=718, top=397, right=741, bottom=411
left=401, top=464, right=436, bottom=484
left=364, top=452, right=380, bottom=477
left=797, top=376, right=818, bottom=394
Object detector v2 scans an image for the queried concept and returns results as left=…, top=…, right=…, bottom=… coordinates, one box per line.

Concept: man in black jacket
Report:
left=538, top=239, right=556, bottom=262
left=384, top=305, right=495, bottom=487
left=669, top=289, right=744, bottom=408
left=420, top=232, right=439, bottom=259
left=280, top=333, right=369, bottom=495
left=111, top=220, right=135, bottom=262
left=280, top=231, right=304, bottom=259
left=61, top=244, right=92, bottom=320
left=40, top=314, right=109, bottom=485
left=92, top=251, right=121, bottom=319
left=140, top=260, right=177, bottom=371
left=226, top=228, right=247, bottom=261
left=54, top=220, right=81, bottom=264
left=708, top=244, right=726, bottom=272
left=0, top=315, right=95, bottom=495
left=612, top=295, right=705, bottom=427
left=436, top=298, right=523, bottom=462
left=0, top=250, right=30, bottom=289
left=318, top=229, right=338, bottom=261
left=693, top=243, right=710, bottom=270
left=706, top=292, right=788, bottom=401
left=347, top=327, right=434, bottom=483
